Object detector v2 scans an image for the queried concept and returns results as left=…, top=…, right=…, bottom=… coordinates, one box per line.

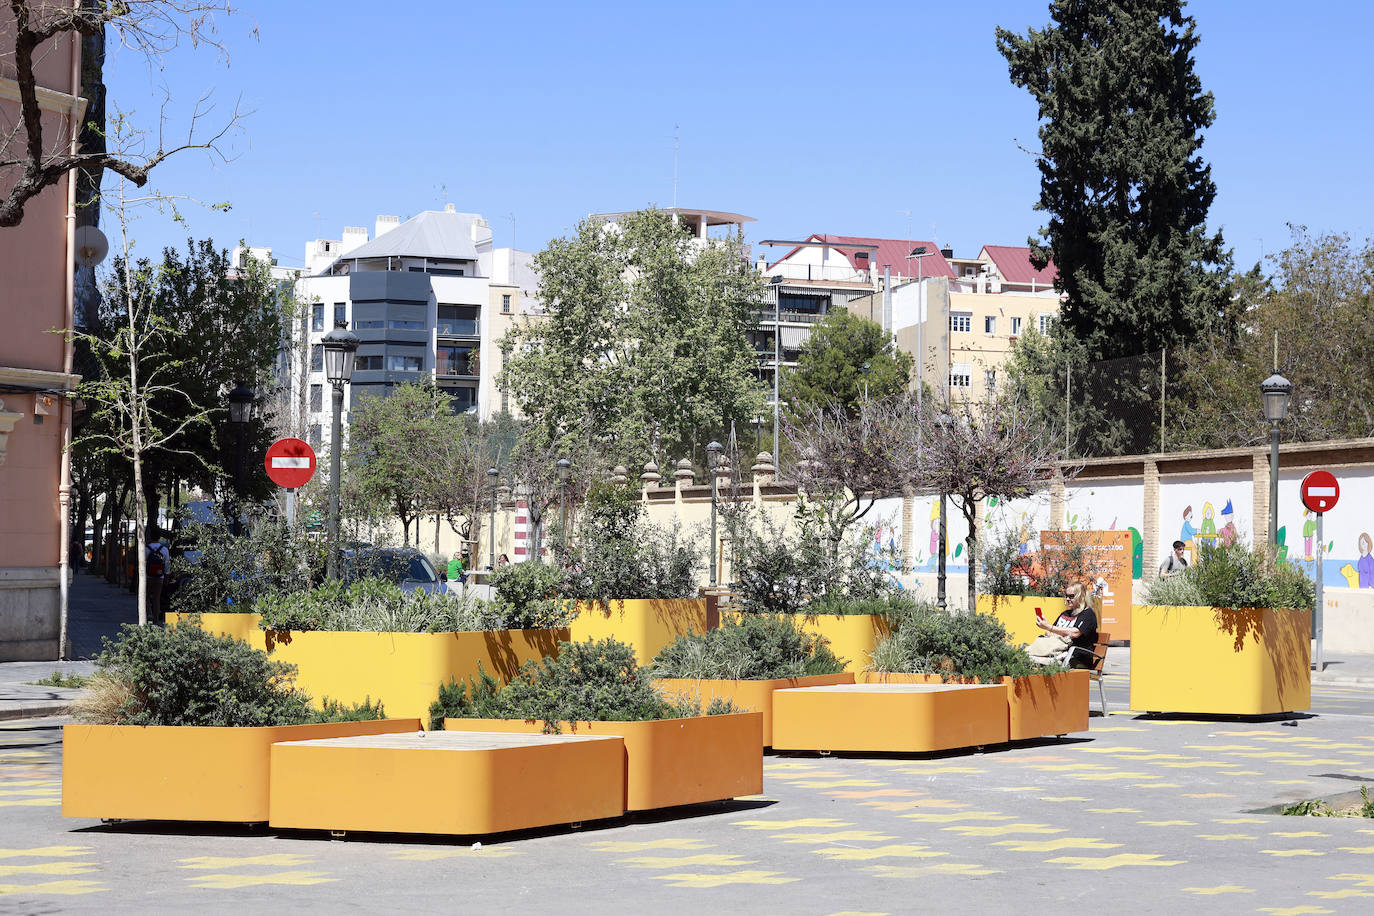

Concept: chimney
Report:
left=375, top=215, right=400, bottom=238
left=940, top=246, right=954, bottom=259
left=340, top=226, right=368, bottom=255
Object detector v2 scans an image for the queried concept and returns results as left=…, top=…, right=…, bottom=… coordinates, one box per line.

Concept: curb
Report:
left=1313, top=674, right=1374, bottom=686
left=0, top=703, right=72, bottom=722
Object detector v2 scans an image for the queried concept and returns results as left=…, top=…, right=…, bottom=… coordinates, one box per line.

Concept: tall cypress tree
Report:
left=997, top=0, right=1232, bottom=362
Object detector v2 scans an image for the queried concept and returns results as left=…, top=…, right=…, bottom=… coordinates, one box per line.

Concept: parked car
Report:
left=341, top=548, right=446, bottom=594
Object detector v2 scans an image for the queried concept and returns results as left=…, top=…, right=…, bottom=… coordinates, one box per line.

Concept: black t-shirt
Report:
left=1055, top=607, right=1098, bottom=667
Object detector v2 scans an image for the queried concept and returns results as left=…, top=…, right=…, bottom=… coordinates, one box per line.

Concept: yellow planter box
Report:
left=569, top=599, right=710, bottom=667
left=268, top=731, right=626, bottom=835
left=771, top=683, right=1010, bottom=753
left=61, top=719, right=421, bottom=824
left=167, top=611, right=260, bottom=642
left=976, top=595, right=1065, bottom=649
left=444, top=712, right=763, bottom=811
left=1003, top=670, right=1090, bottom=740
left=652, top=673, right=854, bottom=747
left=1130, top=605, right=1311, bottom=715
left=795, top=614, right=892, bottom=673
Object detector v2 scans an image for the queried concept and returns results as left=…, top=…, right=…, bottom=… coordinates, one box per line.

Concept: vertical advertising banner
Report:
left=1041, top=530, right=1133, bottom=641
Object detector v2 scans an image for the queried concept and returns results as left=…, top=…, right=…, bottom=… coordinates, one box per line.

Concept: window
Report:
left=308, top=424, right=322, bottom=448
left=355, top=355, right=383, bottom=371
left=950, top=363, right=972, bottom=389
left=334, top=303, right=346, bottom=326
left=311, top=304, right=324, bottom=332
left=984, top=315, right=997, bottom=335
left=309, top=384, right=322, bottom=412
left=1010, top=316, right=1023, bottom=336
left=436, top=345, right=475, bottom=377
left=355, top=320, right=385, bottom=329
left=1039, top=313, right=1054, bottom=334
left=438, top=304, right=479, bottom=336
left=501, top=294, right=511, bottom=314
left=984, top=369, right=997, bottom=391
left=441, top=385, right=478, bottom=414
left=388, top=320, right=424, bottom=330
left=310, top=344, right=323, bottom=372
left=387, top=354, right=423, bottom=372
left=950, top=312, right=972, bottom=333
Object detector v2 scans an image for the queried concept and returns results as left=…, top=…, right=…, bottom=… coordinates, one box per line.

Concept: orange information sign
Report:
left=1040, top=530, right=1133, bottom=641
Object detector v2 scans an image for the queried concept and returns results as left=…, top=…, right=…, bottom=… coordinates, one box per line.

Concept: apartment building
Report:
left=287, top=206, right=536, bottom=453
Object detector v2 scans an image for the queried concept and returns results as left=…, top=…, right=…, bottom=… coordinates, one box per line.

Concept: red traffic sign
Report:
left=1301, top=470, right=1339, bottom=513
left=265, top=438, right=317, bottom=489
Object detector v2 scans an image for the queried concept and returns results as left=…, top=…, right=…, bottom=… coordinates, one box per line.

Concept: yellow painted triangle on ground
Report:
left=1329, top=873, right=1374, bottom=886
left=617, top=854, right=756, bottom=869
left=1182, top=885, right=1255, bottom=894
left=1337, top=847, right=1374, bottom=855
left=178, top=854, right=316, bottom=870
left=812, top=845, right=946, bottom=861
left=588, top=839, right=713, bottom=852
left=1260, top=849, right=1326, bottom=857
left=991, top=837, right=1121, bottom=852
left=833, top=789, right=926, bottom=799
left=0, top=847, right=91, bottom=860
left=0, top=780, right=56, bottom=788
left=0, top=880, right=104, bottom=896
left=389, top=848, right=521, bottom=861
left=733, top=818, right=852, bottom=829
left=184, top=871, right=336, bottom=889
left=1273, top=831, right=1330, bottom=839
left=772, top=831, right=899, bottom=844
left=0, top=862, right=98, bottom=878
left=1309, top=888, right=1374, bottom=898
left=652, top=869, right=798, bottom=888
left=0, top=788, right=58, bottom=797
left=1047, top=853, right=1184, bottom=870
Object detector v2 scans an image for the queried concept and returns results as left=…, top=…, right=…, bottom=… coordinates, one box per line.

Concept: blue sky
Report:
left=105, top=0, right=1371, bottom=276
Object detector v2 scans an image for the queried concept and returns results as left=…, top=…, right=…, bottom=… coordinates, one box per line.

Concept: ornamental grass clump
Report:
left=869, top=602, right=1056, bottom=682
left=255, top=578, right=526, bottom=632
left=428, top=638, right=734, bottom=733
left=1142, top=540, right=1314, bottom=610
left=72, top=621, right=385, bottom=727
left=650, top=616, right=846, bottom=680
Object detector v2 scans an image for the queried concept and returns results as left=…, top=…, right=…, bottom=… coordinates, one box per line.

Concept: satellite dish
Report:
left=74, top=225, right=109, bottom=268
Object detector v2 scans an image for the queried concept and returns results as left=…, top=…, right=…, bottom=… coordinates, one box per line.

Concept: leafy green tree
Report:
left=997, top=0, right=1232, bottom=362
left=783, top=309, right=911, bottom=413
left=501, top=208, right=765, bottom=463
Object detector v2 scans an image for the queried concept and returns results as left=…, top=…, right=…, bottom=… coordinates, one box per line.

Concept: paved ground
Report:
left=3, top=575, right=1374, bottom=912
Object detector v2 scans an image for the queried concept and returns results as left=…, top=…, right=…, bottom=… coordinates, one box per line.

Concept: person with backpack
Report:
left=145, top=527, right=171, bottom=624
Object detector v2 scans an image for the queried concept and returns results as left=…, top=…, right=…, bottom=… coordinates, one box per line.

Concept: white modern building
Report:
left=285, top=206, right=537, bottom=453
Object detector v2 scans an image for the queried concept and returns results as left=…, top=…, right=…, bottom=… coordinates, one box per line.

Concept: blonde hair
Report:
left=1064, top=582, right=1085, bottom=601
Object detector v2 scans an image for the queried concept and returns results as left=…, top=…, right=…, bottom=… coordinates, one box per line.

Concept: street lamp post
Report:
left=321, top=322, right=359, bottom=581
left=556, top=457, right=571, bottom=556
left=707, top=440, right=723, bottom=586
left=227, top=381, right=254, bottom=537
left=906, top=246, right=933, bottom=449
left=1260, top=371, right=1293, bottom=549
left=935, top=411, right=953, bottom=612
left=487, top=466, right=499, bottom=570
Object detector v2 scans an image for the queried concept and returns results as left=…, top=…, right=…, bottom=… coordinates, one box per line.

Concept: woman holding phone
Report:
left=1032, top=582, right=1098, bottom=668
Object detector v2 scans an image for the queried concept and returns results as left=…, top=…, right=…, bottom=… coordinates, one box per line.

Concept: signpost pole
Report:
left=1315, top=511, right=1324, bottom=673
left=285, top=488, right=296, bottom=527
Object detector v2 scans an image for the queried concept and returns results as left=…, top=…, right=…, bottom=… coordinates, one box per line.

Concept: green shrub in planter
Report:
left=428, top=637, right=733, bottom=733
left=1142, top=540, right=1314, bottom=610
left=489, top=561, right=574, bottom=628
left=255, top=578, right=507, bottom=632
left=651, top=616, right=846, bottom=680
left=870, top=602, right=1059, bottom=681
left=557, top=483, right=701, bottom=603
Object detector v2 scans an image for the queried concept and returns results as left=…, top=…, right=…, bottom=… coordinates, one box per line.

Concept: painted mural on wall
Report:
left=1277, top=467, right=1374, bottom=589
left=1064, top=479, right=1147, bottom=578
left=1157, top=472, right=1255, bottom=573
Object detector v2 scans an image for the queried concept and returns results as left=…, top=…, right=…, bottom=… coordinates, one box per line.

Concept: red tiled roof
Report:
left=981, top=245, right=1058, bottom=287
left=769, top=234, right=956, bottom=280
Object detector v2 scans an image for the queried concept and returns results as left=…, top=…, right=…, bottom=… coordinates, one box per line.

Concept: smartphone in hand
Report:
left=1035, top=607, right=1045, bottom=621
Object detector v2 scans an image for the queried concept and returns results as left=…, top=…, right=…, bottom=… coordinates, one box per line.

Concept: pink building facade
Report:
left=1, top=10, right=82, bottom=659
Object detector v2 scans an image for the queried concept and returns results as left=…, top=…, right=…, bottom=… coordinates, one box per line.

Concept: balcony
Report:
left=755, top=309, right=823, bottom=326
left=437, top=319, right=480, bottom=337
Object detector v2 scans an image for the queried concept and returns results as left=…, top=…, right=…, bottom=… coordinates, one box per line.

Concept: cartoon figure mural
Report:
left=1200, top=501, right=1217, bottom=538
left=928, top=501, right=940, bottom=561
left=1218, top=500, right=1238, bottom=545
left=1360, top=533, right=1374, bottom=589
left=1129, top=527, right=1143, bottom=578
left=1180, top=505, right=1197, bottom=562
left=1303, top=509, right=1317, bottom=562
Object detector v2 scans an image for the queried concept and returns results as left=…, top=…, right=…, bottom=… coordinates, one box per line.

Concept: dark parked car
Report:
left=341, top=548, right=445, bottom=594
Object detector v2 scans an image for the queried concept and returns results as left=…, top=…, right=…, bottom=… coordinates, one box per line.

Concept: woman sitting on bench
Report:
left=1030, top=582, right=1098, bottom=669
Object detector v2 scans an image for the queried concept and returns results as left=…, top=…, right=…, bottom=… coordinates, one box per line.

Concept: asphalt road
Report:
left=4, top=674, right=1374, bottom=914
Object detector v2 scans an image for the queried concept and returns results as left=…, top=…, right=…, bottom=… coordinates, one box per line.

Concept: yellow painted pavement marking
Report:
left=899, top=811, right=1011, bottom=823
left=1156, top=761, right=1239, bottom=769
left=1074, top=772, right=1152, bottom=781
left=1260, top=849, right=1326, bottom=857
left=771, top=830, right=898, bottom=844
left=1047, top=853, right=1184, bottom=870
left=1196, top=834, right=1256, bottom=841
left=0, top=862, right=98, bottom=878
left=1308, top=889, right=1374, bottom=899
left=0, top=880, right=104, bottom=896
left=992, top=838, right=1121, bottom=852
left=829, top=789, right=926, bottom=799
left=1214, top=818, right=1267, bottom=824
left=812, top=845, right=946, bottom=861
left=0, top=847, right=91, bottom=860
left=178, top=854, right=317, bottom=870
left=733, top=818, right=851, bottom=829
left=1256, top=907, right=1333, bottom=915
left=941, top=823, right=1064, bottom=837
left=1184, top=745, right=1261, bottom=751
left=618, top=854, right=757, bottom=869
left=1181, top=885, right=1255, bottom=895
left=1328, top=873, right=1374, bottom=886
left=652, top=869, right=798, bottom=888
left=389, top=848, right=521, bottom=860
left=1337, top=847, right=1374, bottom=854
left=0, top=752, right=43, bottom=759
left=1039, top=796, right=1091, bottom=802
left=185, top=871, right=337, bottom=889
left=0, top=787, right=58, bottom=797
left=0, top=780, right=55, bottom=788
left=1086, top=808, right=1140, bottom=814
left=0, top=799, right=58, bottom=807
left=1138, top=820, right=1196, bottom=827
left=1272, top=832, right=1330, bottom=839
left=587, top=839, right=713, bottom=852
left=867, top=863, right=1000, bottom=877
left=1182, top=792, right=1234, bottom=798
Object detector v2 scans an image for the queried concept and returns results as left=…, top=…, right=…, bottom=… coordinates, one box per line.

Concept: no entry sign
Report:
left=265, top=437, right=317, bottom=489
left=1300, top=470, right=1340, bottom=513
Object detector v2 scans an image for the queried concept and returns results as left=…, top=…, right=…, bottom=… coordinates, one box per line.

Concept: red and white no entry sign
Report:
left=265, top=437, right=317, bottom=489
left=1300, top=470, right=1340, bottom=513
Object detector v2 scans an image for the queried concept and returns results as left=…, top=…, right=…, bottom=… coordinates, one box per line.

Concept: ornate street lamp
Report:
left=1260, top=371, right=1293, bottom=549
left=487, top=466, right=499, bottom=570
left=934, top=411, right=954, bottom=612
left=321, top=321, right=359, bottom=581
left=707, top=440, right=723, bottom=586
left=227, top=381, right=254, bottom=537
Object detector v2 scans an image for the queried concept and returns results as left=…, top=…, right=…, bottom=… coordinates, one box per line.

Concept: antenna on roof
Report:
left=672, top=123, right=680, bottom=209
left=507, top=212, right=516, bottom=249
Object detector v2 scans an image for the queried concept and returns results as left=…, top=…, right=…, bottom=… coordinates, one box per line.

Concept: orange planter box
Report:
left=444, top=712, right=762, bottom=811
left=771, top=683, right=1010, bottom=753
left=268, top=731, right=626, bottom=836
left=1003, top=670, right=1090, bottom=740
left=652, top=673, right=854, bottom=747
left=61, top=719, right=422, bottom=824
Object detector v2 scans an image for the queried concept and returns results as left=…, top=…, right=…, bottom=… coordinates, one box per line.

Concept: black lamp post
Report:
left=935, top=411, right=954, bottom=612
left=556, top=457, right=571, bottom=556
left=227, top=381, right=254, bottom=536
left=321, top=321, right=359, bottom=581
left=487, top=466, right=499, bottom=570
left=1260, top=370, right=1293, bottom=549
left=707, top=440, right=723, bottom=586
